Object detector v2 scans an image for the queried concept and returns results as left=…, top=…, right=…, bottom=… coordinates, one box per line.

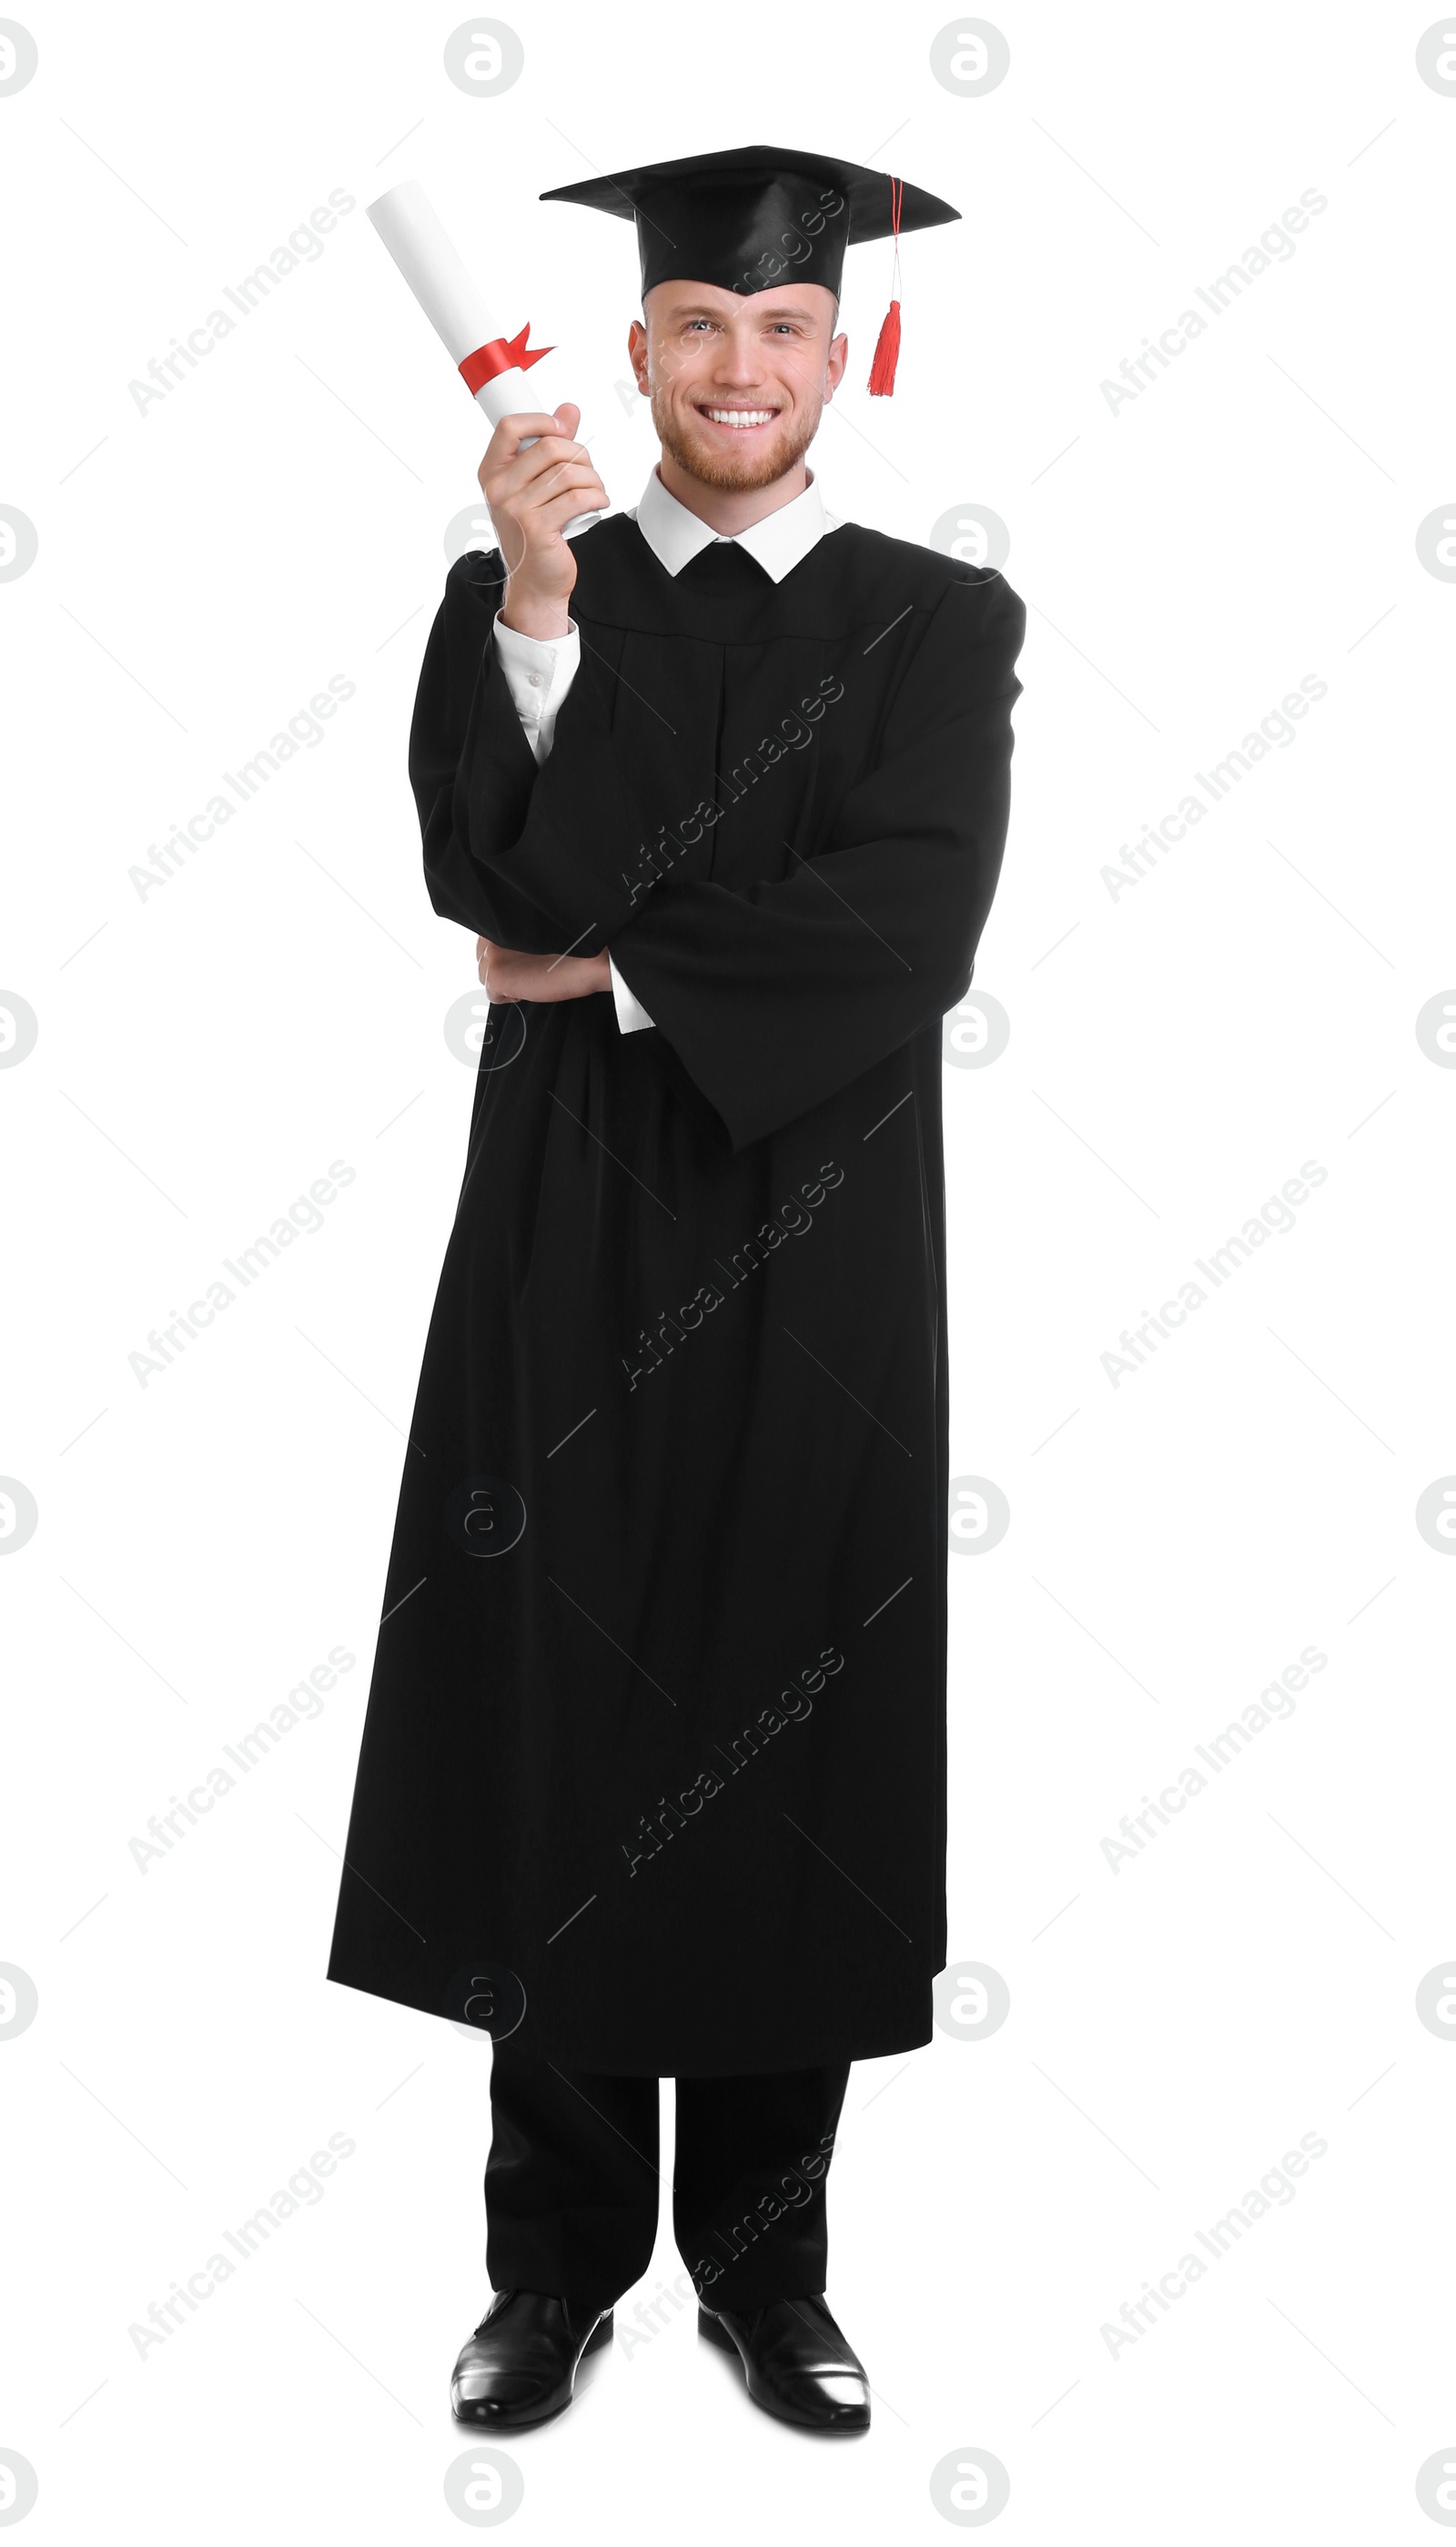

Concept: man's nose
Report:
left=713, top=337, right=769, bottom=385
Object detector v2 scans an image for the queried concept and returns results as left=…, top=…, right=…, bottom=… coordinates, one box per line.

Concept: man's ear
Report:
left=824, top=330, right=850, bottom=401
left=627, top=316, right=650, bottom=393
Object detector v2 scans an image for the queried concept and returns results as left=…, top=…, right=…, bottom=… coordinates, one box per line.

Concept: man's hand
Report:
left=477, top=939, right=612, bottom=1003
left=480, top=404, right=607, bottom=640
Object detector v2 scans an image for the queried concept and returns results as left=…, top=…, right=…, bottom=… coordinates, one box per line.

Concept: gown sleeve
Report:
left=409, top=547, right=673, bottom=955
left=609, top=570, right=1026, bottom=1153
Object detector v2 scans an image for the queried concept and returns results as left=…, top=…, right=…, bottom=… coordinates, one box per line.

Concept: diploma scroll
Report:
left=368, top=180, right=599, bottom=539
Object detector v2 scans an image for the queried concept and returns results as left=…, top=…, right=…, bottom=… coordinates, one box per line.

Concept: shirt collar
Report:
left=631, top=465, right=838, bottom=584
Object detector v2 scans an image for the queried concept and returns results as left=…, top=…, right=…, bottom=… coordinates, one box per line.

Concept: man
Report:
left=328, top=145, right=1025, bottom=2436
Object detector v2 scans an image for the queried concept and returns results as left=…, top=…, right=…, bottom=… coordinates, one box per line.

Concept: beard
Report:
left=651, top=379, right=822, bottom=492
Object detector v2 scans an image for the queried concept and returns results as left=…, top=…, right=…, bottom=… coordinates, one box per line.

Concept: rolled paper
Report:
left=367, top=179, right=598, bottom=534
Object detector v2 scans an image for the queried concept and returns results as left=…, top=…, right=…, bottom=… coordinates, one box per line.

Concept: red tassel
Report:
left=867, top=297, right=901, bottom=396
left=867, top=175, right=905, bottom=396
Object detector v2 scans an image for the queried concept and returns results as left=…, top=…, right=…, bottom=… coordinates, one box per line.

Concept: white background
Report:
left=3, top=2, right=1454, bottom=2538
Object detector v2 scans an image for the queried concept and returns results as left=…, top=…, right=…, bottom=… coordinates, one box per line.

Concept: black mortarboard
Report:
left=541, top=145, right=959, bottom=396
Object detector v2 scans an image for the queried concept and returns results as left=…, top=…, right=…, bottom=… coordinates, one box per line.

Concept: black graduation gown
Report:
left=327, top=510, right=1025, bottom=2076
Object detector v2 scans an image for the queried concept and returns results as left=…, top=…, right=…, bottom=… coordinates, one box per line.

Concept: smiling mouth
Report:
left=694, top=406, right=782, bottom=430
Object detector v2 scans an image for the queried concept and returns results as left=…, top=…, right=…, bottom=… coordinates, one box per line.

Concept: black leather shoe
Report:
left=450, top=2289, right=612, bottom=2428
left=699, top=2293, right=870, bottom=2432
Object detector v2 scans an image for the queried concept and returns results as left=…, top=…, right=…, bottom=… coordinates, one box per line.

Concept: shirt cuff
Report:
left=609, top=952, right=655, bottom=1034
left=491, top=612, right=581, bottom=737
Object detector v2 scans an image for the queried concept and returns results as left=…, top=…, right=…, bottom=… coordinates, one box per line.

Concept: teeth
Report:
left=703, top=409, right=776, bottom=427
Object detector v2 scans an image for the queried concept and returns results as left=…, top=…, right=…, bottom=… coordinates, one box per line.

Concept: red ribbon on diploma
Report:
left=458, top=323, right=554, bottom=394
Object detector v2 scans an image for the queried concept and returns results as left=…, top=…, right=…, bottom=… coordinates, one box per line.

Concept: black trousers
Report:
left=485, top=2042, right=851, bottom=2312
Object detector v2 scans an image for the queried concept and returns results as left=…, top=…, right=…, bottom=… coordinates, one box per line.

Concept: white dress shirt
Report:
left=490, top=468, right=840, bottom=1034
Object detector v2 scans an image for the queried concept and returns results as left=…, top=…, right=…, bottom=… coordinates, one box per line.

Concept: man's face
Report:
left=630, top=280, right=847, bottom=492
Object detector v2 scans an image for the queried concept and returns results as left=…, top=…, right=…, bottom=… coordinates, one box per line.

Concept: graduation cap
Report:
left=540, top=145, right=958, bottom=397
